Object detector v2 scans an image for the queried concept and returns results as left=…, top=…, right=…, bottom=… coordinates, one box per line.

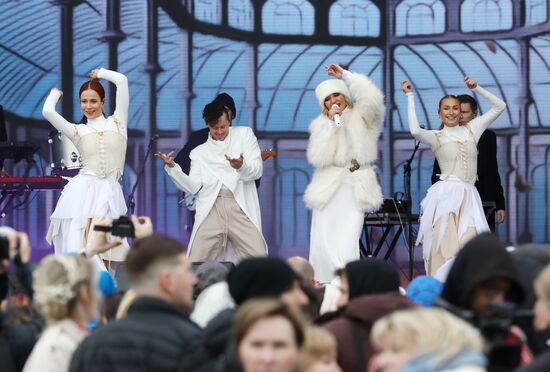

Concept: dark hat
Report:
left=214, top=92, right=236, bottom=119
left=441, top=233, right=525, bottom=309
left=345, top=259, right=400, bottom=300
left=228, top=257, right=298, bottom=305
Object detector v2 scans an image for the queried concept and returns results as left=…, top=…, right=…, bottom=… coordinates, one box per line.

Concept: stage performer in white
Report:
left=42, top=68, right=129, bottom=270
left=155, top=100, right=267, bottom=262
left=402, top=77, right=506, bottom=276
left=305, top=63, right=384, bottom=283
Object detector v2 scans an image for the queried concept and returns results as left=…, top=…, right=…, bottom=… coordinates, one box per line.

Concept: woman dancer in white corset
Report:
left=401, top=77, right=506, bottom=276
left=43, top=68, right=129, bottom=270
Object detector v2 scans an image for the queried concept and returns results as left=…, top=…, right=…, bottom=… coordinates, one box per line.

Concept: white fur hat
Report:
left=315, top=79, right=351, bottom=108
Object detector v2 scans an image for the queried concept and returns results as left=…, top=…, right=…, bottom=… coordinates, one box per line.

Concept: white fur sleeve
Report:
left=407, top=93, right=437, bottom=148
left=307, top=116, right=337, bottom=168
left=42, top=88, right=79, bottom=141
left=342, top=71, right=385, bottom=130
left=467, top=85, right=507, bottom=142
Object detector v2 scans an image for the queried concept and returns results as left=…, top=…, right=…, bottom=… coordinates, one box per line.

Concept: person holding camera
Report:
left=155, top=100, right=266, bottom=262
left=437, top=233, right=532, bottom=370
left=42, top=68, right=129, bottom=270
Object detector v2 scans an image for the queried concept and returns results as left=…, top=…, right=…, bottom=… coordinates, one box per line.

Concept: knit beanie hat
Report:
left=315, top=79, right=351, bottom=109
left=406, top=276, right=443, bottom=307
left=228, top=257, right=298, bottom=305
left=345, top=259, right=400, bottom=300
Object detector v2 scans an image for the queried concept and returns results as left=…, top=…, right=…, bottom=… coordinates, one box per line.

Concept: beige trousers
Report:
left=189, top=188, right=266, bottom=262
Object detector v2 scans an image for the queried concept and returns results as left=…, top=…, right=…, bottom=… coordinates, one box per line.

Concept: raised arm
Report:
left=42, top=88, right=78, bottom=139
left=325, top=63, right=384, bottom=129
left=464, top=77, right=506, bottom=142
left=95, top=68, right=129, bottom=126
left=342, top=70, right=385, bottom=129
left=402, top=81, right=438, bottom=148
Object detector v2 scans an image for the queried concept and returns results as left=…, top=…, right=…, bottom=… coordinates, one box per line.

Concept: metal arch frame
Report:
left=460, top=42, right=513, bottom=125
left=528, top=145, right=550, bottom=241
left=404, top=2, right=443, bottom=36
left=527, top=42, right=550, bottom=126
left=274, top=166, right=311, bottom=248
left=393, top=59, right=432, bottom=132
left=264, top=1, right=312, bottom=36
left=329, top=1, right=380, bottom=38
left=463, top=0, right=513, bottom=33
left=263, top=44, right=314, bottom=131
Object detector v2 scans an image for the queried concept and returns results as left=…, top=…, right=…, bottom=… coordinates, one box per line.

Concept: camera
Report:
left=93, top=215, right=135, bottom=238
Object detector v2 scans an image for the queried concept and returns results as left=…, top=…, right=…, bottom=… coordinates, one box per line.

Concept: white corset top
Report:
left=76, top=131, right=127, bottom=180
left=434, top=139, right=478, bottom=184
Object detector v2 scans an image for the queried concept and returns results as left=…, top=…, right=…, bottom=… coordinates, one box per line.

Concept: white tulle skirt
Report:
left=417, top=179, right=490, bottom=275
left=46, top=173, right=129, bottom=264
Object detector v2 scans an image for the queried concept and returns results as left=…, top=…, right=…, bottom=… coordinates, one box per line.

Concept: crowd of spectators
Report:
left=2, top=218, right=550, bottom=372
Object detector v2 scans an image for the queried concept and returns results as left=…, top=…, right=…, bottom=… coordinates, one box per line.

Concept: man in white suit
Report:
left=156, top=101, right=267, bottom=261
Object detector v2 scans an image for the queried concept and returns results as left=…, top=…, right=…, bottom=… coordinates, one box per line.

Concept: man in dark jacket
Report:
left=319, top=260, right=415, bottom=372
left=432, top=94, right=505, bottom=230
left=438, top=233, right=529, bottom=371
left=69, top=235, right=213, bottom=372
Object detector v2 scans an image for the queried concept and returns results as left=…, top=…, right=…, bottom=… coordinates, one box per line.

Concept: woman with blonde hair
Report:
left=402, top=77, right=506, bottom=275
left=23, top=255, right=97, bottom=372
left=298, top=326, right=341, bottom=372
left=305, top=63, right=384, bottom=283
left=371, top=307, right=486, bottom=371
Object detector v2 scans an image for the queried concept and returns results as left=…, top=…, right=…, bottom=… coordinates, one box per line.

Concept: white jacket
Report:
left=304, top=71, right=384, bottom=212
left=165, top=126, right=266, bottom=256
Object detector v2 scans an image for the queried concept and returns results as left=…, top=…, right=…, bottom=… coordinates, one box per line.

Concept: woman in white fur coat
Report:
left=305, top=63, right=384, bottom=283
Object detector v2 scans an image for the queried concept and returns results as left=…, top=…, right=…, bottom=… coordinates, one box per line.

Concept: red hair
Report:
left=79, top=79, right=105, bottom=101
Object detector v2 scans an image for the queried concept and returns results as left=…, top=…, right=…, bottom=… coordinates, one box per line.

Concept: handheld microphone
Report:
left=151, top=134, right=160, bottom=141
left=331, top=104, right=341, bottom=127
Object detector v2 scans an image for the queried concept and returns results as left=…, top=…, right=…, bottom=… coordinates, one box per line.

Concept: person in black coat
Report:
left=69, top=235, right=214, bottom=372
left=431, top=94, right=505, bottom=231
left=437, top=233, right=529, bottom=371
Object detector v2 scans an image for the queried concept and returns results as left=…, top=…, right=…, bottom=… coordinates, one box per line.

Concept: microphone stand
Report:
left=403, top=139, right=421, bottom=280
left=127, top=135, right=158, bottom=216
